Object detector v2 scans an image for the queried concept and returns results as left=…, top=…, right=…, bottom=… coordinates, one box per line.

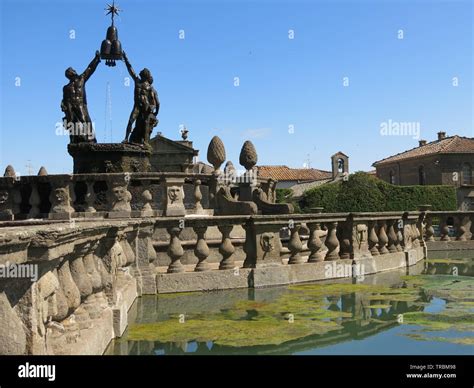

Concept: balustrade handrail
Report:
left=0, top=211, right=426, bottom=228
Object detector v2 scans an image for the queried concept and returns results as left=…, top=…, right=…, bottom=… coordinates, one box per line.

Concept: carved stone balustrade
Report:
left=0, top=211, right=433, bottom=355
left=0, top=218, right=154, bottom=355
left=0, top=172, right=214, bottom=221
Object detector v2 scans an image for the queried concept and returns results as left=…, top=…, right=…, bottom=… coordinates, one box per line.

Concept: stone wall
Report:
left=7, top=209, right=473, bottom=355
left=0, top=219, right=156, bottom=355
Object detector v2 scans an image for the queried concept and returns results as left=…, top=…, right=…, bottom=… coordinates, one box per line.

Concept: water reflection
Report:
left=106, top=258, right=474, bottom=355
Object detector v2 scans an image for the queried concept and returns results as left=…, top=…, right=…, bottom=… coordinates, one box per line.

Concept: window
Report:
left=389, top=170, right=396, bottom=185
left=418, top=166, right=426, bottom=185
left=462, top=163, right=472, bottom=185
left=338, top=159, right=344, bottom=173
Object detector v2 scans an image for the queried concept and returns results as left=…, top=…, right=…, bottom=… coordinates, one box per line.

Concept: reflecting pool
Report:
left=106, top=256, right=474, bottom=355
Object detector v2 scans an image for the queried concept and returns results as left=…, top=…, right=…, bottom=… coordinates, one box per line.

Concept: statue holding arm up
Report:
left=122, top=51, right=159, bottom=145
left=61, top=51, right=101, bottom=143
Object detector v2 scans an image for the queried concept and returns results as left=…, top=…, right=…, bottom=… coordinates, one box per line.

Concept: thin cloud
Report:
left=241, top=128, right=272, bottom=140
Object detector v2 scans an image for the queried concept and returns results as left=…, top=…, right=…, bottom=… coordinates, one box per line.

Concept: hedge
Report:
left=300, top=172, right=457, bottom=212
left=276, top=188, right=301, bottom=213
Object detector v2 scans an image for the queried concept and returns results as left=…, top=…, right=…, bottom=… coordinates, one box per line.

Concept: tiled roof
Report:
left=257, top=165, right=332, bottom=181
left=373, top=136, right=474, bottom=166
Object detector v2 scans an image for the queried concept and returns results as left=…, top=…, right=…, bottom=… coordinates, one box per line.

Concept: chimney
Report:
left=419, top=140, right=427, bottom=147
left=437, top=131, right=446, bottom=140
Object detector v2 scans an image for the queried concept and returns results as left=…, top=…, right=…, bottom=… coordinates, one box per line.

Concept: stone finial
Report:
left=224, top=161, right=236, bottom=175
left=38, top=166, right=48, bottom=176
left=239, top=140, right=258, bottom=171
left=224, top=161, right=236, bottom=183
left=207, top=136, right=226, bottom=171
left=4, top=165, right=15, bottom=177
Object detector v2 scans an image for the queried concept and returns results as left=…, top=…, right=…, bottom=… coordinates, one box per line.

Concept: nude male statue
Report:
left=61, top=51, right=101, bottom=143
left=122, top=51, right=159, bottom=144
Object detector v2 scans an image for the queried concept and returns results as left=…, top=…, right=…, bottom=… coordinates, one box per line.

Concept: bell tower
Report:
left=331, top=151, right=349, bottom=179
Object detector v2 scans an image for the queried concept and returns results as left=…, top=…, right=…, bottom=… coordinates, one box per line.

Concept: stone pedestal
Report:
left=68, top=143, right=151, bottom=174
left=244, top=223, right=283, bottom=268
left=238, top=182, right=254, bottom=202
left=162, top=177, right=186, bottom=217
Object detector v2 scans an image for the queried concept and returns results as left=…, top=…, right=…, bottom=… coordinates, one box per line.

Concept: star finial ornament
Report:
left=105, top=1, right=121, bottom=25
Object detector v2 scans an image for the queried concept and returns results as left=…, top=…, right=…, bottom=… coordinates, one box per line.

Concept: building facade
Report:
left=373, top=132, right=474, bottom=210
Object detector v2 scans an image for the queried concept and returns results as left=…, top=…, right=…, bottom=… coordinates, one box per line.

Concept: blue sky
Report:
left=0, top=0, right=472, bottom=175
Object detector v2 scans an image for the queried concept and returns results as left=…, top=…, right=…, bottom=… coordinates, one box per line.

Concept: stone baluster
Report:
left=69, top=250, right=93, bottom=330
left=70, top=246, right=93, bottom=302
left=12, top=187, right=22, bottom=217
left=288, top=224, right=304, bottom=264
left=194, top=179, right=204, bottom=213
left=51, top=268, right=70, bottom=322
left=387, top=220, right=398, bottom=253
left=141, top=189, right=154, bottom=217
left=57, top=258, right=81, bottom=315
left=242, top=221, right=256, bottom=268
left=167, top=226, right=185, bottom=273
left=425, top=214, right=435, bottom=241
left=368, top=221, right=379, bottom=256
left=307, top=222, right=324, bottom=262
left=84, top=181, right=96, bottom=213
left=324, top=221, right=340, bottom=261
left=28, top=183, right=41, bottom=218
left=455, top=214, right=471, bottom=241
left=83, top=249, right=102, bottom=294
left=440, top=215, right=450, bottom=241
left=94, top=252, right=113, bottom=304
left=395, top=220, right=404, bottom=252
left=218, top=224, right=236, bottom=270
left=411, top=224, right=421, bottom=247
left=119, top=234, right=136, bottom=266
left=377, top=220, right=389, bottom=254
left=416, top=212, right=427, bottom=247
left=193, top=225, right=211, bottom=272
left=80, top=242, right=105, bottom=319
left=338, top=221, right=352, bottom=260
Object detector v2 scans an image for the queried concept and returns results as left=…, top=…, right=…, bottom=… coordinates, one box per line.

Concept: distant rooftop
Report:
left=257, top=165, right=332, bottom=182
left=373, top=134, right=474, bottom=167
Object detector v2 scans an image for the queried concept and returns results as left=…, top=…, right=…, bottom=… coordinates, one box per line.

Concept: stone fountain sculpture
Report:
left=66, top=2, right=158, bottom=174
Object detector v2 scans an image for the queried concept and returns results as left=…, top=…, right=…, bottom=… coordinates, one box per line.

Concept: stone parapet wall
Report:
left=2, top=209, right=472, bottom=355
left=0, top=219, right=155, bottom=355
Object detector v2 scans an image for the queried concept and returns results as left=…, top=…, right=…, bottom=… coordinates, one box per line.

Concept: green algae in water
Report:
left=128, top=317, right=343, bottom=347
left=426, top=258, right=473, bottom=264
left=404, top=333, right=474, bottom=346
left=128, top=289, right=352, bottom=347
left=126, top=272, right=474, bottom=349
left=399, top=274, right=474, bottom=345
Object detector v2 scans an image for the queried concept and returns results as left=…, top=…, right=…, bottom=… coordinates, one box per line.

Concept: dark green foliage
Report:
left=300, top=172, right=457, bottom=212
left=276, top=188, right=301, bottom=213
left=276, top=188, right=293, bottom=204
